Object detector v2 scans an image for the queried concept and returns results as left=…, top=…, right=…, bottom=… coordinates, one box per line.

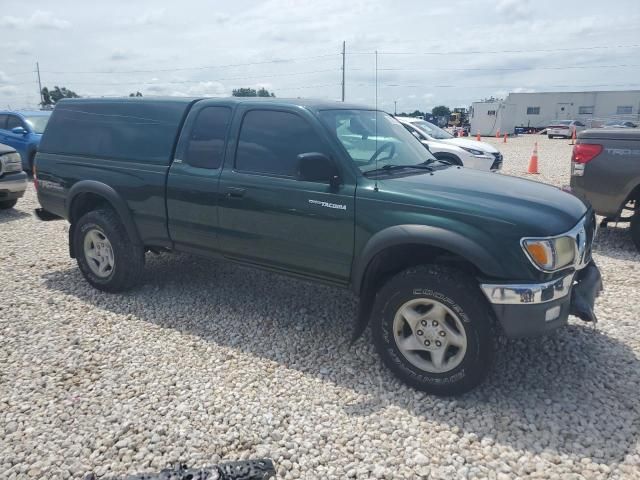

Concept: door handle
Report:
left=225, top=187, right=246, bottom=199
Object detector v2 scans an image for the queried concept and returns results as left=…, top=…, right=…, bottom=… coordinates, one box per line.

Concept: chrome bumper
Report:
left=480, top=273, right=574, bottom=305
left=0, top=176, right=28, bottom=193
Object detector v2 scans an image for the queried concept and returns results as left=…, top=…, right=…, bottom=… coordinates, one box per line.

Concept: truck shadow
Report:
left=593, top=225, right=639, bottom=261
left=0, top=208, right=31, bottom=224
left=42, top=253, right=640, bottom=468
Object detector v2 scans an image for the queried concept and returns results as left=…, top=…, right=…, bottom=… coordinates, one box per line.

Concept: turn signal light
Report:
left=571, top=144, right=603, bottom=164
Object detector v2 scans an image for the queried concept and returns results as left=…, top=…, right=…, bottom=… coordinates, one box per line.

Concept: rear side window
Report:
left=39, top=101, right=190, bottom=164
left=184, top=106, right=231, bottom=169
left=6, top=115, right=25, bottom=130
left=235, top=110, right=327, bottom=176
left=0, top=114, right=7, bottom=129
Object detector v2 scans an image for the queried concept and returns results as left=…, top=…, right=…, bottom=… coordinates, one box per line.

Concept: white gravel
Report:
left=1, top=135, right=639, bottom=479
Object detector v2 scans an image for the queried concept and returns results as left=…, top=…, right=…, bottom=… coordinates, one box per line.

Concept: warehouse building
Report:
left=470, top=90, right=640, bottom=136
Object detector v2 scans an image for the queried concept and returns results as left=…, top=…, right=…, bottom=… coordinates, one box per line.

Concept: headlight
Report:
left=522, top=236, right=575, bottom=271
left=0, top=152, right=22, bottom=174
left=460, top=147, right=486, bottom=156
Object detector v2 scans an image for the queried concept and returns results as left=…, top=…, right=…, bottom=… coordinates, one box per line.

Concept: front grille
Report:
left=490, top=152, right=503, bottom=170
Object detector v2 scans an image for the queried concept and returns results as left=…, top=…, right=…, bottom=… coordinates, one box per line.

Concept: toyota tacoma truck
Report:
left=570, top=128, right=640, bottom=251
left=34, top=98, right=602, bottom=395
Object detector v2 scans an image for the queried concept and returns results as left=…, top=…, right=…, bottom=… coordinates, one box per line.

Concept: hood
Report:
left=377, top=167, right=587, bottom=237
left=0, top=142, right=17, bottom=155
left=442, top=138, right=499, bottom=153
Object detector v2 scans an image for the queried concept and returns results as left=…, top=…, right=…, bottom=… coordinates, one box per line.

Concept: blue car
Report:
left=0, top=110, right=51, bottom=171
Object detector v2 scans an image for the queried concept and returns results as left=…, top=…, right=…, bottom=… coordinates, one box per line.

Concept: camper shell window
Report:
left=39, top=99, right=194, bottom=165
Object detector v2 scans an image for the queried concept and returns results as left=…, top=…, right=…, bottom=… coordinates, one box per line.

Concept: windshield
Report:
left=554, top=120, right=572, bottom=126
left=24, top=115, right=50, bottom=134
left=410, top=120, right=453, bottom=139
left=319, top=110, right=435, bottom=173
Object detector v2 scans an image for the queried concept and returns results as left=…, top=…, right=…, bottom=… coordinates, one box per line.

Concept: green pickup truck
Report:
left=35, top=97, right=602, bottom=395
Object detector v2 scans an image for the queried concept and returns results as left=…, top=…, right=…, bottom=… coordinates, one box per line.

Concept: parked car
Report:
left=35, top=97, right=601, bottom=396
left=0, top=110, right=52, bottom=171
left=570, top=128, right=640, bottom=251
left=547, top=120, right=586, bottom=139
left=0, top=142, right=28, bottom=209
left=396, top=117, right=502, bottom=171
left=602, top=120, right=637, bottom=129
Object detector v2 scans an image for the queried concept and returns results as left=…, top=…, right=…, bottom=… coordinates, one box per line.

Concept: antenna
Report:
left=374, top=50, right=379, bottom=192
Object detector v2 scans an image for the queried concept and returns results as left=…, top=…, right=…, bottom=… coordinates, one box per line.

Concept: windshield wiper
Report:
left=364, top=161, right=435, bottom=176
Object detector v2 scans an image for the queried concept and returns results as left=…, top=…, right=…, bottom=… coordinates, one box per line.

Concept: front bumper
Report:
left=480, top=262, right=602, bottom=338
left=0, top=172, right=28, bottom=200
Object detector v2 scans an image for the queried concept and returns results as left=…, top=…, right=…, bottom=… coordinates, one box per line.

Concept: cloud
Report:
left=0, top=10, right=71, bottom=29
left=495, top=0, right=531, bottom=18
left=0, top=85, right=18, bottom=94
left=109, top=50, right=136, bottom=61
left=118, top=9, right=166, bottom=27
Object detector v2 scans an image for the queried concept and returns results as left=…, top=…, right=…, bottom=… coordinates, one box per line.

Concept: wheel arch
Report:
left=349, top=225, right=501, bottom=341
left=67, top=181, right=142, bottom=257
left=352, top=225, right=501, bottom=295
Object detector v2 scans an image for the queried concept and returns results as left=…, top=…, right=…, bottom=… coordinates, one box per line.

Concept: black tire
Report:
left=547, top=134, right=553, bottom=139
left=631, top=210, right=640, bottom=252
left=74, top=208, right=145, bottom=292
left=0, top=199, right=18, bottom=210
left=372, top=264, right=495, bottom=396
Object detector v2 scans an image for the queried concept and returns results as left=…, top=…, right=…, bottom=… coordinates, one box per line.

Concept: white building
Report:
left=470, top=90, right=640, bottom=136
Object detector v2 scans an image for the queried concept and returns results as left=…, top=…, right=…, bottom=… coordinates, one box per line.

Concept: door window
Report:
left=6, top=115, right=24, bottom=130
left=0, top=114, right=7, bottom=130
left=235, top=110, right=327, bottom=177
left=184, top=106, right=231, bottom=169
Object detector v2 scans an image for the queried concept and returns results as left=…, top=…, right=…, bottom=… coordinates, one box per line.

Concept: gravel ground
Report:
left=1, top=135, right=639, bottom=479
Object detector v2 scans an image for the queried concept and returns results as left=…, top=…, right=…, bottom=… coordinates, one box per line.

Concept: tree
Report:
left=431, top=105, right=451, bottom=117
left=129, top=91, right=143, bottom=97
left=41, top=86, right=80, bottom=107
left=257, top=87, right=275, bottom=97
left=232, top=87, right=276, bottom=97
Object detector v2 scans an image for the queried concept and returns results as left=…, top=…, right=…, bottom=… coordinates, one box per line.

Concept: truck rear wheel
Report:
left=74, top=208, right=145, bottom=292
left=372, top=265, right=495, bottom=396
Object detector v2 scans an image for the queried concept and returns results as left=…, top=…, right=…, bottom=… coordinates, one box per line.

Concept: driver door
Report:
left=217, top=107, right=356, bottom=284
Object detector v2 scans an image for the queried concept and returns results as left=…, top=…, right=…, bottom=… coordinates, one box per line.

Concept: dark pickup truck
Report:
left=35, top=98, right=602, bottom=395
left=570, top=128, right=640, bottom=251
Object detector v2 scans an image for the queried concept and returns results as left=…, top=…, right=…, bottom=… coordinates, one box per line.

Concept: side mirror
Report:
left=11, top=127, right=28, bottom=135
left=295, top=152, right=340, bottom=187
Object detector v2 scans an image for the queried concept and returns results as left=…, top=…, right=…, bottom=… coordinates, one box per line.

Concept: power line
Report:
left=375, top=63, right=640, bottom=72
left=41, top=53, right=340, bottom=75
left=348, top=43, right=640, bottom=56
left=357, top=82, right=640, bottom=89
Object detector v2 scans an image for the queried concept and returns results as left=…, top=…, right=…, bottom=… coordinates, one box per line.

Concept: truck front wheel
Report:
left=74, top=208, right=145, bottom=292
left=372, top=265, right=495, bottom=395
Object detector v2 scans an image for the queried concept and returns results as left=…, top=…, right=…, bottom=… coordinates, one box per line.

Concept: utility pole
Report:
left=36, top=62, right=43, bottom=108
left=341, top=41, right=345, bottom=102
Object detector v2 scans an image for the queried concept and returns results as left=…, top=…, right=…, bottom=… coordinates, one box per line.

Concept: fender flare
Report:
left=66, top=180, right=142, bottom=246
left=351, top=224, right=501, bottom=295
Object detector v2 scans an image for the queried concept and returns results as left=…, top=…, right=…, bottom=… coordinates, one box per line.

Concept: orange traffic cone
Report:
left=503, top=133, right=507, bottom=143
left=569, top=128, right=577, bottom=145
left=476, top=131, right=481, bottom=141
left=527, top=142, right=539, bottom=174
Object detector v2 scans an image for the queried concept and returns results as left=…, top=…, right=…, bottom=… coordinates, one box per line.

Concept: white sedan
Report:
left=547, top=120, right=586, bottom=139
left=396, top=117, right=502, bottom=171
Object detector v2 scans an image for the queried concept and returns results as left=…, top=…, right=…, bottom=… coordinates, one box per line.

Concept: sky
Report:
left=1, top=0, right=639, bottom=113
